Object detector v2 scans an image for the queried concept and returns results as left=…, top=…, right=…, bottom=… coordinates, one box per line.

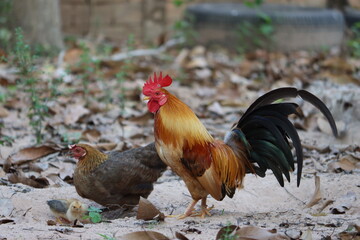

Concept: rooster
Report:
left=143, top=72, right=338, bottom=218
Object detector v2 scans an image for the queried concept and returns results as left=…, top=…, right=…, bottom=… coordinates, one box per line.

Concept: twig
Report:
left=23, top=207, right=32, bottom=217
left=283, top=187, right=306, bottom=205
left=96, top=37, right=185, bottom=62
left=302, top=143, right=330, bottom=153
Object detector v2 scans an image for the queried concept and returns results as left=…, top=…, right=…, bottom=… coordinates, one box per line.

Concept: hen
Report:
left=70, top=143, right=167, bottom=210
left=143, top=72, right=338, bottom=218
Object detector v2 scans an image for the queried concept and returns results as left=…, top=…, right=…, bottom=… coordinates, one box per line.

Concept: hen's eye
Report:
left=155, top=92, right=160, bottom=96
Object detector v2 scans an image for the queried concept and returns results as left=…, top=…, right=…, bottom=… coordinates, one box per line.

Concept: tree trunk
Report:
left=9, top=0, right=64, bottom=49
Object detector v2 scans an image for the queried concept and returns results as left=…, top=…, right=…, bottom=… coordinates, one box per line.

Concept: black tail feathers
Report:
left=229, top=88, right=337, bottom=187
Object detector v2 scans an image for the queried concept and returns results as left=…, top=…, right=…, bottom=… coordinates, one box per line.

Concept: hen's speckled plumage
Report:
left=71, top=142, right=167, bottom=209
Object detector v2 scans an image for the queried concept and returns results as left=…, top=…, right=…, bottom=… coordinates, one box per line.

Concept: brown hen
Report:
left=70, top=142, right=166, bottom=210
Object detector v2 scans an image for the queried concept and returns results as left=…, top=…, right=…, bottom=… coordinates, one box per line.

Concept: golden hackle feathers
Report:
left=155, top=90, right=213, bottom=149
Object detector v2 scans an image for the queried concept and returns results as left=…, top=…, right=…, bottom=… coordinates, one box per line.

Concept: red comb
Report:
left=143, top=72, right=172, bottom=96
left=68, top=144, right=76, bottom=149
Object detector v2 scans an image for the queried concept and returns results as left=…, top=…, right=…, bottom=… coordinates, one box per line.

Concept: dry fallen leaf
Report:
left=64, top=103, right=90, bottom=125
left=0, top=219, right=15, bottom=225
left=136, top=197, right=164, bottom=221
left=0, top=106, right=9, bottom=118
left=305, top=175, right=322, bottom=208
left=63, top=47, right=83, bottom=67
left=0, top=167, right=5, bottom=178
left=47, top=220, right=57, bottom=226
left=300, top=228, right=313, bottom=240
left=330, top=192, right=357, bottom=215
left=119, top=231, right=169, bottom=240
left=317, top=117, right=345, bottom=136
left=6, top=145, right=59, bottom=166
left=216, top=225, right=289, bottom=240
left=0, top=198, right=14, bottom=217
left=321, top=57, right=353, bottom=72
left=175, top=232, right=189, bottom=240
left=173, top=48, right=190, bottom=69
left=8, top=171, right=49, bottom=188
left=328, top=155, right=358, bottom=172
left=81, top=129, right=101, bottom=143
left=96, top=142, right=118, bottom=151
left=216, top=225, right=239, bottom=240
left=208, top=101, right=224, bottom=116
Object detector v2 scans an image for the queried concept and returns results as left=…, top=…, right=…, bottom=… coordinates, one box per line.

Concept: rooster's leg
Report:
left=178, top=199, right=199, bottom=219
left=166, top=199, right=199, bottom=219
left=193, top=198, right=213, bottom=218
left=184, top=198, right=213, bottom=218
left=168, top=198, right=213, bottom=219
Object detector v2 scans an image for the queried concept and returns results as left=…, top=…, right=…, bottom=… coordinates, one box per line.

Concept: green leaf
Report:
left=87, top=206, right=102, bottom=223
left=173, top=0, right=184, bottom=7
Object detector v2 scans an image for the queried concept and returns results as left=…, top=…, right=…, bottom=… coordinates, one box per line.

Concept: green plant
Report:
left=49, top=77, right=63, bottom=99
left=78, top=43, right=94, bottom=100
left=98, top=233, right=116, bottom=240
left=115, top=34, right=135, bottom=114
left=244, top=0, right=264, bottom=8
left=61, top=132, right=81, bottom=145
left=236, top=0, right=274, bottom=54
left=219, top=222, right=238, bottom=240
left=0, top=0, right=12, bottom=51
left=97, top=43, right=113, bottom=57
left=75, top=42, right=103, bottom=104
left=348, top=22, right=360, bottom=58
left=13, top=28, right=48, bottom=144
left=115, top=71, right=127, bottom=115
left=145, top=220, right=160, bottom=229
left=0, top=122, right=13, bottom=146
left=13, top=29, right=35, bottom=75
left=172, top=0, right=197, bottom=45
left=83, top=206, right=102, bottom=223
left=0, top=135, right=13, bottom=146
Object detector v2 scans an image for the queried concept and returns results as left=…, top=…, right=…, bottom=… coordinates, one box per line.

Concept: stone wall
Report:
left=60, top=0, right=358, bottom=44
left=61, top=0, right=167, bottom=44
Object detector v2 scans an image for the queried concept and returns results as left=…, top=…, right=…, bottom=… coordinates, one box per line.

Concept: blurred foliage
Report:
left=0, top=0, right=12, bottom=51
left=244, top=0, right=265, bottom=8
left=12, top=28, right=50, bottom=144
left=236, top=0, right=274, bottom=54
left=348, top=22, right=360, bottom=58
left=172, top=0, right=197, bottom=45
left=172, top=0, right=192, bottom=7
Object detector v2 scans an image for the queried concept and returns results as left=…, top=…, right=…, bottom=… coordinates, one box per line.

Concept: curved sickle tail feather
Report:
left=226, top=88, right=338, bottom=187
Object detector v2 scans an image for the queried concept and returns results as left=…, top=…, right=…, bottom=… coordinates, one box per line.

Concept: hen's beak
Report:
left=143, top=96, right=150, bottom=101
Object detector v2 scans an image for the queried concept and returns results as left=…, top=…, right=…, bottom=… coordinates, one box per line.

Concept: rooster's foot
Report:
left=192, top=204, right=214, bottom=218
left=166, top=199, right=214, bottom=219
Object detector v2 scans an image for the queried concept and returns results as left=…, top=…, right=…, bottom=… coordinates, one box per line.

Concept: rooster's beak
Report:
left=143, top=96, right=150, bottom=101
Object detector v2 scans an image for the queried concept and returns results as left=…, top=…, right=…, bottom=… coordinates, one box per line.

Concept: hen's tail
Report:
left=225, top=88, right=338, bottom=187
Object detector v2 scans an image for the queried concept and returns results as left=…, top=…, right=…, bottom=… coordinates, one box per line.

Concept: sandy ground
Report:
left=0, top=132, right=359, bottom=240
